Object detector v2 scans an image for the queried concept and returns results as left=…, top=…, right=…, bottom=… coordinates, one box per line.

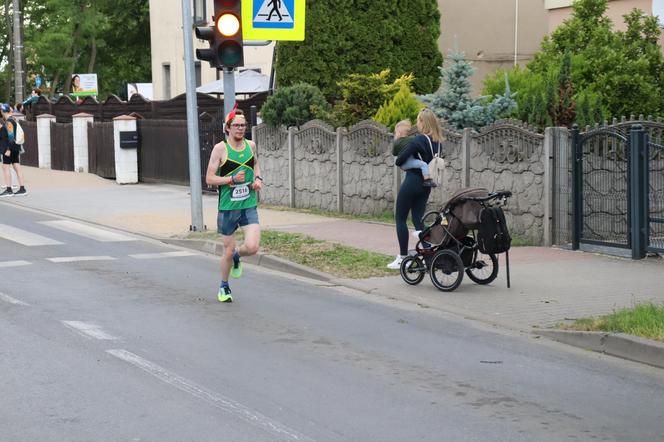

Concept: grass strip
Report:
left=261, top=204, right=397, bottom=225
left=559, top=302, right=664, bottom=342
left=188, top=229, right=398, bottom=279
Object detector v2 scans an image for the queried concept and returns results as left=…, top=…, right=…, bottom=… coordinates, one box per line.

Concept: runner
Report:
left=205, top=108, right=263, bottom=302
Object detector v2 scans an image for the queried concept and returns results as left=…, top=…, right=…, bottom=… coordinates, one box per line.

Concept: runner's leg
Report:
left=239, top=223, right=260, bottom=257
left=221, top=234, right=236, bottom=281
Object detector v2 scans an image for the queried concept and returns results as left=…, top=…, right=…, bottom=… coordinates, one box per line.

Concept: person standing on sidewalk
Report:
left=1, top=103, right=27, bottom=197
left=205, top=108, right=263, bottom=302
left=387, top=108, right=443, bottom=269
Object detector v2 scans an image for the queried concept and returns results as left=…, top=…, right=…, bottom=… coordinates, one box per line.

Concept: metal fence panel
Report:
left=50, top=122, right=74, bottom=171
left=137, top=120, right=190, bottom=185
left=19, top=120, right=39, bottom=167
left=88, top=121, right=116, bottom=179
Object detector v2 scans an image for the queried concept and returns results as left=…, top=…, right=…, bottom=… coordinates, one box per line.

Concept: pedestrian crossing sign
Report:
left=242, top=0, right=305, bottom=41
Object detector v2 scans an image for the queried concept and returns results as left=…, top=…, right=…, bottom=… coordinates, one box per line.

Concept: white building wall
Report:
left=149, top=0, right=274, bottom=101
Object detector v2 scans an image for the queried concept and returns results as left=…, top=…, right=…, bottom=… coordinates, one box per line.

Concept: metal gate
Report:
left=88, top=121, right=116, bottom=179
left=647, top=139, right=664, bottom=254
left=199, top=112, right=225, bottom=193
left=571, top=126, right=631, bottom=250
left=50, top=122, right=74, bottom=171
left=19, top=120, right=39, bottom=167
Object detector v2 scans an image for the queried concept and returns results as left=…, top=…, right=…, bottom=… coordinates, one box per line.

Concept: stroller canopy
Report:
left=445, top=187, right=490, bottom=229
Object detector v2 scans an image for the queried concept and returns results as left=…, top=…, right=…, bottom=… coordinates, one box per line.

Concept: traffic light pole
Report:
left=223, top=67, right=236, bottom=119
left=181, top=0, right=205, bottom=232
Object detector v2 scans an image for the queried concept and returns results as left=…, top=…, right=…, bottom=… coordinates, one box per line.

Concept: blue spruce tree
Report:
left=423, top=49, right=516, bottom=129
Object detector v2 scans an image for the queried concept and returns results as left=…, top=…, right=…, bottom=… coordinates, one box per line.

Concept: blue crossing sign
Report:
left=242, top=0, right=305, bottom=41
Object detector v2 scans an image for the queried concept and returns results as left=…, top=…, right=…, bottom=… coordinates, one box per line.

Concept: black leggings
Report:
left=395, top=171, right=431, bottom=256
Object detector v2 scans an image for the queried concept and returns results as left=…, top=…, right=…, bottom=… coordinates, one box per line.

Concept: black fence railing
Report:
left=571, top=124, right=662, bottom=259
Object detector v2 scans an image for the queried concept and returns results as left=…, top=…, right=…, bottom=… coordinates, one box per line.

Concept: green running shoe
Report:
left=230, top=250, right=243, bottom=278
left=217, top=286, right=233, bottom=303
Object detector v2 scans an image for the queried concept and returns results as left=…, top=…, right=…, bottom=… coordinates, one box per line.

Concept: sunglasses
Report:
left=231, top=123, right=247, bottom=128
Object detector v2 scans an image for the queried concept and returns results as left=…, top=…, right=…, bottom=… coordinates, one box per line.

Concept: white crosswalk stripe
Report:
left=0, top=260, right=31, bottom=268
left=40, top=220, right=137, bottom=242
left=0, top=224, right=63, bottom=246
left=129, top=251, right=197, bottom=259
left=47, top=256, right=116, bottom=263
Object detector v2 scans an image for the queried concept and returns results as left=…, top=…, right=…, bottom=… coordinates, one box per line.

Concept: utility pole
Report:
left=181, top=0, right=205, bottom=231
left=513, top=0, right=519, bottom=67
left=13, top=0, right=24, bottom=102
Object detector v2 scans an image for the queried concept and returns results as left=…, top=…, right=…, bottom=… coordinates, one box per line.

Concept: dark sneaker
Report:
left=422, top=179, right=438, bottom=188
left=13, top=187, right=27, bottom=196
left=230, top=250, right=243, bottom=278
left=217, top=286, right=233, bottom=303
left=0, top=188, right=13, bottom=198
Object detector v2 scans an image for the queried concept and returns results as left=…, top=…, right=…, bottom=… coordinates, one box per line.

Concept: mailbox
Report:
left=119, top=131, right=139, bottom=149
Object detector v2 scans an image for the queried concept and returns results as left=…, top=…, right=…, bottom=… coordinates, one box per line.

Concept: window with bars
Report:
left=193, top=0, right=207, bottom=25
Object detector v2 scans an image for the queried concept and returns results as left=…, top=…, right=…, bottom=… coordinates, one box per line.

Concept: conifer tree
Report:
left=275, top=0, right=442, bottom=100
left=423, top=49, right=516, bottom=129
left=374, top=82, right=424, bottom=130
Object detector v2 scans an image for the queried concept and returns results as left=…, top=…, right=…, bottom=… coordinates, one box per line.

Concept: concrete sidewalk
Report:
left=3, top=167, right=664, bottom=365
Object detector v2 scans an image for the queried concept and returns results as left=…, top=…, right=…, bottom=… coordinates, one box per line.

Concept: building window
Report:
left=654, top=0, right=664, bottom=27
left=195, top=61, right=202, bottom=87
left=163, top=63, right=171, bottom=99
left=193, top=0, right=207, bottom=25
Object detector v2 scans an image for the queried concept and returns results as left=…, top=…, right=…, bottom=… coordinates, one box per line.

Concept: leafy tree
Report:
left=423, top=49, right=516, bottom=129
left=260, top=83, right=329, bottom=128
left=483, top=0, right=664, bottom=127
left=320, top=70, right=413, bottom=128
left=374, top=81, right=424, bottom=130
left=554, top=52, right=575, bottom=127
left=275, top=0, right=442, bottom=99
left=1, top=0, right=151, bottom=101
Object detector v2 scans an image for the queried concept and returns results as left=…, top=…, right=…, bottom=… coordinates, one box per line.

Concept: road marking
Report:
left=47, top=256, right=116, bottom=263
left=40, top=220, right=137, bottom=242
left=0, top=224, right=63, bottom=246
left=0, top=292, right=29, bottom=306
left=0, top=260, right=31, bottom=268
left=129, top=251, right=197, bottom=260
left=107, top=349, right=311, bottom=441
left=62, top=321, right=118, bottom=340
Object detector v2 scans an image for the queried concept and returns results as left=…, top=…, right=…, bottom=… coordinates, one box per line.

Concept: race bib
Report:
left=231, top=184, right=250, bottom=201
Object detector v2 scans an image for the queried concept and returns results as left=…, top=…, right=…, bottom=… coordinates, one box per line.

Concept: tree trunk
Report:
left=5, top=0, right=13, bottom=100
left=87, top=38, right=97, bottom=73
left=13, top=0, right=24, bottom=102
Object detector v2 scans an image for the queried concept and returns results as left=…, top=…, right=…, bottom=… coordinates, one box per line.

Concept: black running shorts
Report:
left=2, top=149, right=19, bottom=165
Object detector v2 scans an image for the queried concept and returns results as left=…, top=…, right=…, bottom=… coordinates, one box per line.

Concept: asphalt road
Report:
left=1, top=204, right=663, bottom=441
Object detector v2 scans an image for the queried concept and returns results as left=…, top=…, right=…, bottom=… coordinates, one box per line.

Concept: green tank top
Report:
left=217, top=140, right=257, bottom=211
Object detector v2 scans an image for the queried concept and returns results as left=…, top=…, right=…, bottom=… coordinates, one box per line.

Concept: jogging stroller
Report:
left=400, top=187, right=513, bottom=292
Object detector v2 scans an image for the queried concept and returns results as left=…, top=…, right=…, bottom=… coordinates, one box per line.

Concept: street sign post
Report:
left=242, top=0, right=305, bottom=41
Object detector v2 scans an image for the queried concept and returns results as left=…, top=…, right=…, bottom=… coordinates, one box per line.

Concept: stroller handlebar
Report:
left=461, top=190, right=512, bottom=203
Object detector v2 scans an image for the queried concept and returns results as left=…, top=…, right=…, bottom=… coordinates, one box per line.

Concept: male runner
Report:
left=205, top=109, right=263, bottom=302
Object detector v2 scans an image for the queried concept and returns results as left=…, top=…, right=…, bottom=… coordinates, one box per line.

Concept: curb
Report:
left=535, top=329, right=664, bottom=369
left=163, top=238, right=337, bottom=283
left=7, top=199, right=664, bottom=370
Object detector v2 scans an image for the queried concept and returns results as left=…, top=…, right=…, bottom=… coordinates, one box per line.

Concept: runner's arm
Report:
left=205, top=142, right=233, bottom=186
left=249, top=140, right=263, bottom=191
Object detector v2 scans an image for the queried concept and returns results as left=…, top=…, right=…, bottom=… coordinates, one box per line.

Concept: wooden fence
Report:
left=26, top=92, right=268, bottom=123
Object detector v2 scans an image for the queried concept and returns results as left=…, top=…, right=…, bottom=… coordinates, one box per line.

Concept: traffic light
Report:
left=195, top=0, right=244, bottom=69
left=195, top=26, right=217, bottom=68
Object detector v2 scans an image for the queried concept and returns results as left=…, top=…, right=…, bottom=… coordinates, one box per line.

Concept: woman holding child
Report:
left=387, top=108, right=443, bottom=269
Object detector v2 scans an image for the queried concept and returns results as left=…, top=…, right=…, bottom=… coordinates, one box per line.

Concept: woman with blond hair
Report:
left=387, top=108, right=443, bottom=269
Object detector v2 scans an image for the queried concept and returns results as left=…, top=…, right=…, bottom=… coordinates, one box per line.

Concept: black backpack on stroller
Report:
left=477, top=206, right=511, bottom=255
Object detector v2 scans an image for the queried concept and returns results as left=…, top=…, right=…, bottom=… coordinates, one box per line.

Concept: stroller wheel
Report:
left=400, top=256, right=426, bottom=285
left=429, top=249, right=464, bottom=292
left=465, top=252, right=499, bottom=285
